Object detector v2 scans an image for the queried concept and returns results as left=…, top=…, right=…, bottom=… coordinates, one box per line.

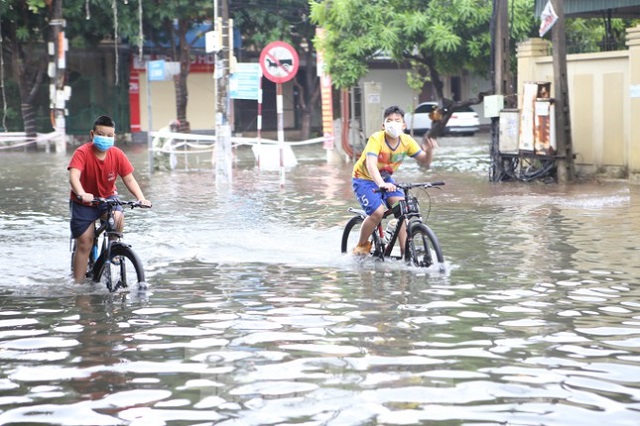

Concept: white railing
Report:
left=148, top=131, right=326, bottom=155
left=0, top=131, right=60, bottom=150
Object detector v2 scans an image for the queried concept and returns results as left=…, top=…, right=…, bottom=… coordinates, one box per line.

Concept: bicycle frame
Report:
left=92, top=204, right=123, bottom=266
left=378, top=189, right=422, bottom=259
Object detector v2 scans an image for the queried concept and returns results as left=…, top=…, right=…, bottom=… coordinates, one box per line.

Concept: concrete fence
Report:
left=517, top=24, right=640, bottom=182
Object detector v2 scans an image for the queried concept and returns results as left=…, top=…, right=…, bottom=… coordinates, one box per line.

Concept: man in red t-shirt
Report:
left=68, top=115, right=152, bottom=283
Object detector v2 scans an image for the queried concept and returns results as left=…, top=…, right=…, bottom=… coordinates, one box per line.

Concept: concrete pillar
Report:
left=627, top=25, right=640, bottom=182
left=516, top=38, right=550, bottom=109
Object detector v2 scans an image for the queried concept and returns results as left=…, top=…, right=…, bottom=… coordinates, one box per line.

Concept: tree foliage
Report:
left=310, top=0, right=538, bottom=94
left=309, top=0, right=540, bottom=136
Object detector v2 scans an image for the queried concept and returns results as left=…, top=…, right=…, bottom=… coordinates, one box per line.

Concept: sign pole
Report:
left=257, top=69, right=263, bottom=170
left=259, top=41, right=299, bottom=186
left=276, top=83, right=285, bottom=186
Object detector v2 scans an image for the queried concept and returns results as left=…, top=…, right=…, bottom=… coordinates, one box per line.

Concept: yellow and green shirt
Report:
left=352, top=131, right=422, bottom=180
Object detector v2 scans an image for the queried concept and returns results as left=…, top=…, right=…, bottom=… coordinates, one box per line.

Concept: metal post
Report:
left=257, top=70, right=263, bottom=170
left=277, top=83, right=285, bottom=187
left=49, top=0, right=67, bottom=153
left=146, top=61, right=154, bottom=175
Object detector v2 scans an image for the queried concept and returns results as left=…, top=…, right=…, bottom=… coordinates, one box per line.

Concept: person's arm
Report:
left=415, top=136, right=438, bottom=168
left=122, top=173, right=152, bottom=206
left=69, top=168, right=93, bottom=203
left=365, top=154, right=396, bottom=192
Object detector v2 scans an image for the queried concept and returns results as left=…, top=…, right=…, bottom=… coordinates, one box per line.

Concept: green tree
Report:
left=64, top=0, right=213, bottom=133
left=0, top=0, right=49, bottom=137
left=310, top=0, right=538, bottom=135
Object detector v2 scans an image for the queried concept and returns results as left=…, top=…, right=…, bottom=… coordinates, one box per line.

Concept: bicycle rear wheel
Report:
left=93, top=243, right=145, bottom=292
left=341, top=215, right=380, bottom=256
left=404, top=222, right=444, bottom=269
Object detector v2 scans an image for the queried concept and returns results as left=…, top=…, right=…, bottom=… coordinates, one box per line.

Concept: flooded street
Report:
left=1, top=135, right=640, bottom=425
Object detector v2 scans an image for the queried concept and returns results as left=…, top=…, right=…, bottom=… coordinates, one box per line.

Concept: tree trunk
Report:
left=174, top=21, right=191, bottom=133
left=292, top=46, right=321, bottom=141
left=20, top=103, right=38, bottom=138
left=9, top=25, right=44, bottom=139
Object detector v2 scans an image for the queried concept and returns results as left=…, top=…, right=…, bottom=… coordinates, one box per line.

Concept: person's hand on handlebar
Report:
left=76, top=192, right=94, bottom=204
left=137, top=199, right=152, bottom=208
left=378, top=181, right=396, bottom=193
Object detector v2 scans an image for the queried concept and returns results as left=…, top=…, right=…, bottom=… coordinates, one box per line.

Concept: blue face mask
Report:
left=93, top=135, right=115, bottom=151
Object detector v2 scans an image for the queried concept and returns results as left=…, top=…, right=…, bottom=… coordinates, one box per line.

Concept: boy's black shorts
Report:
left=69, top=198, right=122, bottom=238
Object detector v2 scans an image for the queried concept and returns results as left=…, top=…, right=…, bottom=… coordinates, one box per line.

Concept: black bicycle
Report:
left=70, top=198, right=149, bottom=292
left=341, top=182, right=445, bottom=269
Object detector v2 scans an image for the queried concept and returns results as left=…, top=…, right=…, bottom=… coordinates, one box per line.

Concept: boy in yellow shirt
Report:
left=351, top=105, right=438, bottom=255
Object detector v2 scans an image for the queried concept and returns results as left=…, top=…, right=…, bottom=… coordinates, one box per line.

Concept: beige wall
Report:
left=137, top=71, right=296, bottom=133
left=517, top=25, right=640, bottom=180
left=628, top=25, right=640, bottom=183
left=138, top=72, right=216, bottom=132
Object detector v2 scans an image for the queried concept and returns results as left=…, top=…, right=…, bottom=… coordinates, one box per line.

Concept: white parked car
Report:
left=404, top=101, right=480, bottom=136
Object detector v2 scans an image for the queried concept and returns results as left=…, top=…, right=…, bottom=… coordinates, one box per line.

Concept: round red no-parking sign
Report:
left=259, top=41, right=299, bottom=84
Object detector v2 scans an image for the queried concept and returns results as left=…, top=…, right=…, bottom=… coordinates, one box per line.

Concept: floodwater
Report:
left=1, top=135, right=640, bottom=425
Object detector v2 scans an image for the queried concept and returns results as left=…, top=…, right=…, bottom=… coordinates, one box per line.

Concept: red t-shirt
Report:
left=67, top=143, right=134, bottom=202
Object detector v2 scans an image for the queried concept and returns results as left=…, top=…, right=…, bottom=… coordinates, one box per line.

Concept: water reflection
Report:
left=1, top=135, right=640, bottom=424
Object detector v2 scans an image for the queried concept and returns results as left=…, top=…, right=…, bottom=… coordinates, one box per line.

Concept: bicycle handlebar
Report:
left=374, top=181, right=445, bottom=193
left=88, top=197, right=152, bottom=209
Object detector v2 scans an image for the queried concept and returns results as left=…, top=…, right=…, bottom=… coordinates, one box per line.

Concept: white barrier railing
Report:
left=148, top=131, right=326, bottom=171
left=0, top=131, right=60, bottom=150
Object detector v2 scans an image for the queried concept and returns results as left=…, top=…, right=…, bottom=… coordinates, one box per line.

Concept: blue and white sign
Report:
left=229, top=63, right=261, bottom=100
left=148, top=60, right=166, bottom=81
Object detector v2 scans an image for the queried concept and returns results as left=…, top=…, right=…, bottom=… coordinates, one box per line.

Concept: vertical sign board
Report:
left=147, top=60, right=166, bottom=174
left=229, top=63, right=261, bottom=100
left=148, top=60, right=166, bottom=81
left=316, top=28, right=334, bottom=151
left=260, top=41, right=299, bottom=186
left=518, top=82, right=537, bottom=152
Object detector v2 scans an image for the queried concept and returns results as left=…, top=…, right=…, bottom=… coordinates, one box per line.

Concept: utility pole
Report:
left=550, top=0, right=575, bottom=182
left=214, top=0, right=232, bottom=184
left=489, top=0, right=511, bottom=181
left=49, top=0, right=67, bottom=153
left=494, top=0, right=512, bottom=107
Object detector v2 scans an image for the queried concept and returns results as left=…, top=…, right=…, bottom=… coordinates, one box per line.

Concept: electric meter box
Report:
left=484, top=95, right=505, bottom=118
left=499, top=109, right=520, bottom=154
left=362, top=82, right=383, bottom=139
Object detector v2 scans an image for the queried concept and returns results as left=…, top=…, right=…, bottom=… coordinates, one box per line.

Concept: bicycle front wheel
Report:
left=93, top=243, right=145, bottom=292
left=405, top=222, right=444, bottom=268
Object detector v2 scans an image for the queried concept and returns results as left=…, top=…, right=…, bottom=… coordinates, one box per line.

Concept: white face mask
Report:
left=384, top=121, right=403, bottom=138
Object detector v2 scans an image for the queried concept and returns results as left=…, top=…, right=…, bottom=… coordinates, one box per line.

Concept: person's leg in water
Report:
left=70, top=201, right=99, bottom=283
left=352, top=178, right=386, bottom=255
